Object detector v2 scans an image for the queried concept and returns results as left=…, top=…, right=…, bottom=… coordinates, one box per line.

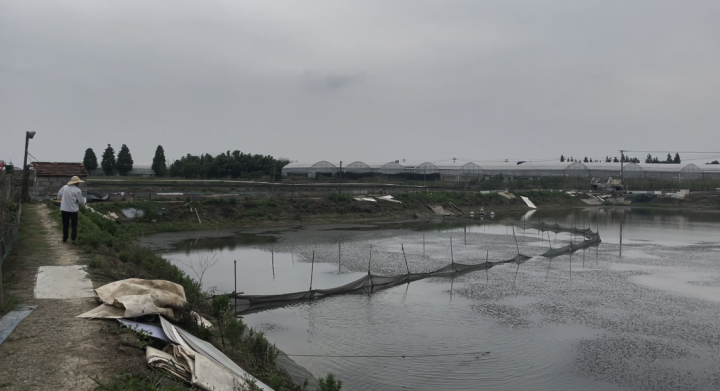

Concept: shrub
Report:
left=327, top=193, right=351, bottom=203
left=317, top=373, right=343, bottom=391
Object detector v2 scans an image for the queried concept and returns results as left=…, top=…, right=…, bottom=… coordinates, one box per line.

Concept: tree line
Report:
left=168, top=151, right=289, bottom=179
left=644, top=153, right=681, bottom=164
left=560, top=155, right=640, bottom=163
left=560, top=153, right=684, bottom=164
left=83, top=145, right=168, bottom=176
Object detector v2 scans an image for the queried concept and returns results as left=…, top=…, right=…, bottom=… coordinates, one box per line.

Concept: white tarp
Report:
left=147, top=345, right=250, bottom=391
left=159, top=316, right=272, bottom=390
left=353, top=197, right=377, bottom=202
left=377, top=195, right=402, bottom=203
left=520, top=196, right=537, bottom=209
left=77, top=279, right=188, bottom=321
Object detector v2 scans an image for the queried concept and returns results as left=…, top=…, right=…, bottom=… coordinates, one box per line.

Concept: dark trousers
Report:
left=61, top=211, right=78, bottom=242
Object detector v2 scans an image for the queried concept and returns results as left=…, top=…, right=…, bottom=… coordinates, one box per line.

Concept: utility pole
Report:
left=619, top=149, right=624, bottom=190
left=21, top=131, right=37, bottom=202
left=338, top=160, right=342, bottom=194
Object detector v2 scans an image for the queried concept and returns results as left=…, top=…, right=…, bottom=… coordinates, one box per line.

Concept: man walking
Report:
left=57, top=176, right=86, bottom=243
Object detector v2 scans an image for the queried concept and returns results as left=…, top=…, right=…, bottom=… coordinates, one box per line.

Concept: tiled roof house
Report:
left=32, top=162, right=89, bottom=199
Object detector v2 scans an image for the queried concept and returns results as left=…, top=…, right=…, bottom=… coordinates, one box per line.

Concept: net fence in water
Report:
left=233, top=221, right=601, bottom=314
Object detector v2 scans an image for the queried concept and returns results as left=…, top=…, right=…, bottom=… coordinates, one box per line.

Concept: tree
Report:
left=152, top=145, right=168, bottom=177
left=709, top=160, right=719, bottom=164
left=613, top=157, right=619, bottom=162
left=673, top=153, right=681, bottom=164
left=101, top=144, right=116, bottom=176
left=116, top=144, right=134, bottom=175
left=560, top=155, right=565, bottom=162
left=83, top=148, right=98, bottom=171
left=665, top=153, right=673, bottom=163
left=645, top=154, right=653, bottom=163
left=583, top=157, right=589, bottom=162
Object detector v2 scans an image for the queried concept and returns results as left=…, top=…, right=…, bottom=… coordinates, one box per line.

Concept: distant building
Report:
left=89, top=164, right=155, bottom=177
left=31, top=162, right=89, bottom=199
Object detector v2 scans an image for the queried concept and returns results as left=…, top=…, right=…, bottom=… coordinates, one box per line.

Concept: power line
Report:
left=284, top=351, right=491, bottom=359
left=624, top=150, right=720, bottom=154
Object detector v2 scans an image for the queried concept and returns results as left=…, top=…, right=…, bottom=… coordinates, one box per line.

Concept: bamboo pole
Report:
left=485, top=249, right=489, bottom=283
left=367, top=245, right=372, bottom=275
left=401, top=244, right=411, bottom=275
left=450, top=237, right=454, bottom=264
left=234, top=260, right=237, bottom=307
left=309, top=251, right=315, bottom=291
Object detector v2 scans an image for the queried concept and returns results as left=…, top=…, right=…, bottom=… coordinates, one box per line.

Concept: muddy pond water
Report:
left=154, top=208, right=720, bottom=391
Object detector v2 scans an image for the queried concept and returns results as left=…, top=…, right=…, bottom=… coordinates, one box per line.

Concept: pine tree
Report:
left=560, top=155, right=565, bottom=162
left=673, top=153, right=681, bottom=164
left=101, top=144, right=116, bottom=176
left=151, top=145, right=168, bottom=177
left=83, top=148, right=98, bottom=171
left=116, top=144, right=134, bottom=176
left=583, top=157, right=589, bottom=162
left=645, top=154, right=652, bottom=163
left=613, top=157, right=619, bottom=163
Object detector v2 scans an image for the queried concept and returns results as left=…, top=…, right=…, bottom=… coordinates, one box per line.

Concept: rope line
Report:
left=284, top=351, right=491, bottom=358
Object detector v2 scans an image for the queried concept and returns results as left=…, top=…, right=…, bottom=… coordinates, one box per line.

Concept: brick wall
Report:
left=33, top=176, right=88, bottom=198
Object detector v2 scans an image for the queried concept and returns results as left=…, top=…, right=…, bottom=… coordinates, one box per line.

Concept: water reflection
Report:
left=155, top=207, right=720, bottom=391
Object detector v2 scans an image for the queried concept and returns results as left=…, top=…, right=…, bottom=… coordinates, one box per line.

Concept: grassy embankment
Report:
left=45, top=204, right=325, bottom=391
left=85, top=190, right=582, bottom=230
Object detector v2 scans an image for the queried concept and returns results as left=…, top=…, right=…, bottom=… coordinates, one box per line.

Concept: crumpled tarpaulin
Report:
left=77, top=279, right=188, bottom=321
left=147, top=345, right=252, bottom=391
left=153, top=315, right=272, bottom=390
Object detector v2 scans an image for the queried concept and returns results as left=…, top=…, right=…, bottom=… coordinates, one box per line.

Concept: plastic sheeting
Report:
left=77, top=279, right=188, bottom=321
left=159, top=316, right=272, bottom=390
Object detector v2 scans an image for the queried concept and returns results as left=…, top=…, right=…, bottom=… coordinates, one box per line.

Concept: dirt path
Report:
left=0, top=204, right=141, bottom=391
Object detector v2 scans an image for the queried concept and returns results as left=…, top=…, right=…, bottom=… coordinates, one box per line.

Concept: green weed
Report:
left=316, top=373, right=343, bottom=391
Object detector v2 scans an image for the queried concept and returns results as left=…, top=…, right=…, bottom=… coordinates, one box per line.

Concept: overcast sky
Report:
left=2, top=0, right=720, bottom=167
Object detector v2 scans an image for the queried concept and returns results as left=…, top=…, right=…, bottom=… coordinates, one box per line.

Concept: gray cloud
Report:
left=1, top=0, right=719, bottom=166
left=302, top=71, right=363, bottom=91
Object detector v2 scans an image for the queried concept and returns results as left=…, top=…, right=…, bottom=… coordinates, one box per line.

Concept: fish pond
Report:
left=151, top=208, right=720, bottom=391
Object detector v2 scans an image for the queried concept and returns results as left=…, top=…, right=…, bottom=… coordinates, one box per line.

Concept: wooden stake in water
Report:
left=401, top=244, right=411, bottom=275
left=450, top=237, right=454, bottom=265
left=547, top=230, right=552, bottom=249
left=546, top=257, right=552, bottom=281
left=619, top=222, right=623, bottom=258
left=464, top=226, right=467, bottom=245
left=423, top=232, right=425, bottom=256
left=271, top=248, right=275, bottom=280
left=234, top=260, right=237, bottom=307
left=569, top=252, right=573, bottom=282
left=309, top=251, right=315, bottom=291
left=485, top=249, right=489, bottom=283
left=512, top=258, right=521, bottom=290
left=338, top=242, right=341, bottom=272
left=512, top=226, right=520, bottom=255
left=367, top=245, right=372, bottom=275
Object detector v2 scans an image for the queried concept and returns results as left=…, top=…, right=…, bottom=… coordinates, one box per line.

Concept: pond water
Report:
left=160, top=208, right=720, bottom=391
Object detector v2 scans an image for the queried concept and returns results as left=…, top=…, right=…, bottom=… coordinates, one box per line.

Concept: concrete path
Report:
left=0, top=204, right=140, bottom=391
left=34, top=265, right=95, bottom=299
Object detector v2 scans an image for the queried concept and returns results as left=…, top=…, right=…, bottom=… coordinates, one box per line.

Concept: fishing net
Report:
left=233, top=221, right=600, bottom=314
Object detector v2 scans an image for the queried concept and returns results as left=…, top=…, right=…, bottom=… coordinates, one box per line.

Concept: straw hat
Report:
left=67, top=176, right=85, bottom=185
